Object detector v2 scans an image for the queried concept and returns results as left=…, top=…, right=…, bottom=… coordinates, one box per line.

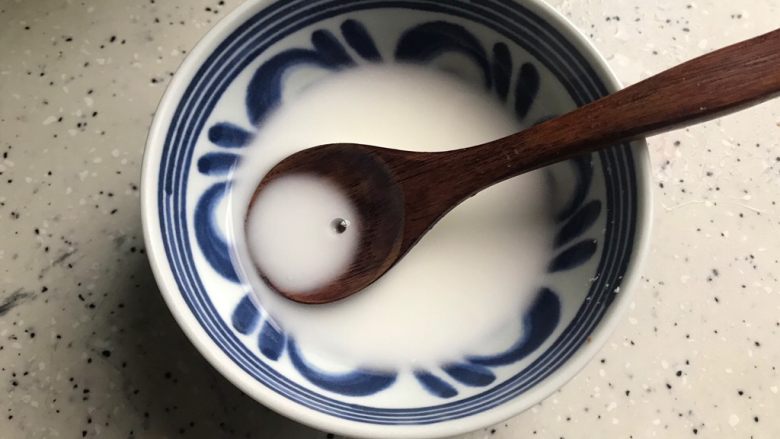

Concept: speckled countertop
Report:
left=1, top=0, right=779, bottom=438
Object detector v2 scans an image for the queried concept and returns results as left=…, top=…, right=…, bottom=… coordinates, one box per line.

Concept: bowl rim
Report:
left=140, top=0, right=653, bottom=437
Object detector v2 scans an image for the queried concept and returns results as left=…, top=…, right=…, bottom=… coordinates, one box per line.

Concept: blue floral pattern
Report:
left=194, top=19, right=600, bottom=399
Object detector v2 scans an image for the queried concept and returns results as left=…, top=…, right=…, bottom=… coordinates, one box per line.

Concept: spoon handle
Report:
left=452, top=28, right=780, bottom=190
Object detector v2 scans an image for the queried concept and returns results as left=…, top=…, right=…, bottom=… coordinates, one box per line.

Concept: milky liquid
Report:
left=246, top=175, right=360, bottom=294
left=230, top=65, right=553, bottom=368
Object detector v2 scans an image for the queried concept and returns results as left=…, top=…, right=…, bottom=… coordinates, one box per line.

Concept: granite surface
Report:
left=1, top=0, right=779, bottom=437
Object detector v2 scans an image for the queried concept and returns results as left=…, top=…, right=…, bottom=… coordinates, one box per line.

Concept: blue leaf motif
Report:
left=311, top=29, right=356, bottom=67
left=556, top=155, right=594, bottom=221
left=468, top=288, right=561, bottom=366
left=194, top=182, right=239, bottom=282
left=340, top=19, right=381, bottom=62
left=514, top=62, right=540, bottom=119
left=442, top=363, right=496, bottom=387
left=492, top=42, right=512, bottom=100
left=245, top=30, right=354, bottom=126
left=258, top=320, right=285, bottom=361
left=395, top=21, right=491, bottom=89
left=207, top=122, right=253, bottom=148
left=414, top=370, right=458, bottom=398
left=287, top=340, right=397, bottom=396
left=246, top=49, right=321, bottom=126
left=555, top=200, right=602, bottom=248
left=231, top=295, right=260, bottom=335
left=549, top=240, right=598, bottom=272
left=197, top=152, right=240, bottom=176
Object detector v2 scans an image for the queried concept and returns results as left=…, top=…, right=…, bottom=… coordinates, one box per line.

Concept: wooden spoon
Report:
left=248, top=28, right=780, bottom=304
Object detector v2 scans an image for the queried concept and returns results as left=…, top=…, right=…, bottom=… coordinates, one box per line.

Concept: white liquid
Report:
left=246, top=176, right=360, bottom=294
left=230, top=65, right=553, bottom=368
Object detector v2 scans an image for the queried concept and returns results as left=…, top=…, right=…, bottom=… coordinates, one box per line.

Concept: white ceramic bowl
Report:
left=141, top=0, right=652, bottom=437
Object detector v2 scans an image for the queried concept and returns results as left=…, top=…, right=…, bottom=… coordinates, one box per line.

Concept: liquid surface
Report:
left=245, top=175, right=360, bottom=294
left=229, top=65, right=553, bottom=368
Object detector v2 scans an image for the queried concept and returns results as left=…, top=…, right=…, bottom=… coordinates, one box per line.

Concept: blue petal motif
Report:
left=549, top=240, right=598, bottom=272
left=197, top=152, right=240, bottom=175
left=556, top=155, right=594, bottom=221
left=491, top=42, right=512, bottom=100
left=194, top=182, right=239, bottom=282
left=514, top=63, right=540, bottom=119
left=340, top=19, right=382, bottom=62
left=414, top=370, right=458, bottom=398
left=246, top=49, right=321, bottom=125
left=311, top=29, right=356, bottom=67
left=207, top=122, right=253, bottom=148
left=395, top=21, right=492, bottom=89
left=258, top=320, right=286, bottom=361
left=287, top=340, right=397, bottom=396
left=231, top=295, right=260, bottom=335
left=555, top=200, right=602, bottom=248
left=468, top=288, right=561, bottom=366
left=245, top=30, right=354, bottom=126
left=442, top=363, right=496, bottom=387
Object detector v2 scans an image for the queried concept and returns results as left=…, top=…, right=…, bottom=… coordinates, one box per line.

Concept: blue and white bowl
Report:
left=141, top=0, right=651, bottom=437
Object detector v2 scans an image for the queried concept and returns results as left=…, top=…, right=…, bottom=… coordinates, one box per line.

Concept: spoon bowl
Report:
left=249, top=143, right=405, bottom=303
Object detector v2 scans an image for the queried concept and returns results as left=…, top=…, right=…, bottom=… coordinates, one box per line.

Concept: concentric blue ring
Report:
left=157, top=0, right=638, bottom=423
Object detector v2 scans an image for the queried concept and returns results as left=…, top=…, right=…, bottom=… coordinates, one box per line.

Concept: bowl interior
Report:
left=143, top=0, right=648, bottom=437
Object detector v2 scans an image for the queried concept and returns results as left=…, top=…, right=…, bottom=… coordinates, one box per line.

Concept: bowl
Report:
left=141, top=0, right=652, bottom=437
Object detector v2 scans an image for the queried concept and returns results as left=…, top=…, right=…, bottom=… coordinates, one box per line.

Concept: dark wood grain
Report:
left=248, top=144, right=405, bottom=303
left=248, top=28, right=780, bottom=304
